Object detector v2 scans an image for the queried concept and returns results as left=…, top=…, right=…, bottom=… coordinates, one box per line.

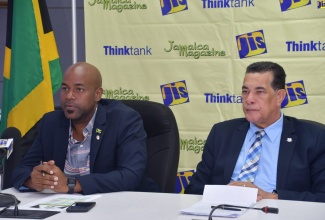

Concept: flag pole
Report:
left=72, top=0, right=77, bottom=63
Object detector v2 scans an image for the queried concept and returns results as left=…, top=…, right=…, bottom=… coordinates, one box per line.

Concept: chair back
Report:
left=121, top=100, right=180, bottom=193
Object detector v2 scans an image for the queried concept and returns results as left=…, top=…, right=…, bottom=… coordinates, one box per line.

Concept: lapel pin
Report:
left=96, top=135, right=100, bottom=140
left=96, top=128, right=102, bottom=134
left=286, top=138, right=292, bottom=142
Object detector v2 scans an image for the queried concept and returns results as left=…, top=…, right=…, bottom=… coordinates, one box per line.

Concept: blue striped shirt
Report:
left=230, top=113, right=283, bottom=192
left=64, top=109, right=97, bottom=177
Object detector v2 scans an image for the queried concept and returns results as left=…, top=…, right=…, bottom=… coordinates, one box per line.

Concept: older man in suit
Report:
left=185, top=61, right=325, bottom=202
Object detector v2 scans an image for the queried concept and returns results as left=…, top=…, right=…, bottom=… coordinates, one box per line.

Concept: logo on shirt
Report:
left=160, top=0, right=188, bottom=16
left=160, top=80, right=189, bottom=106
left=236, top=30, right=267, bottom=59
left=281, top=80, right=308, bottom=108
left=279, top=0, right=311, bottom=12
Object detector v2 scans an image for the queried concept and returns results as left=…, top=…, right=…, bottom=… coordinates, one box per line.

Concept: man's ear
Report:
left=277, top=89, right=286, bottom=105
left=95, top=87, right=104, bottom=101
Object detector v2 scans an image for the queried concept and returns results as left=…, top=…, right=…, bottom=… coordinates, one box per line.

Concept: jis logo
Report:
left=160, top=0, right=188, bottom=16
left=236, top=30, right=267, bottom=59
left=175, top=170, right=194, bottom=193
left=160, top=80, right=189, bottom=106
left=281, top=80, right=308, bottom=108
left=279, top=0, right=311, bottom=12
left=318, top=1, right=325, bottom=8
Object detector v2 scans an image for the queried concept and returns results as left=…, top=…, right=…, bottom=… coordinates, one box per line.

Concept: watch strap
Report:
left=67, top=177, right=76, bottom=194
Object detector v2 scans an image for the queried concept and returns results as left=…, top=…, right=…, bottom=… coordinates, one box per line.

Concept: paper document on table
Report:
left=180, top=185, right=257, bottom=218
left=19, top=194, right=101, bottom=212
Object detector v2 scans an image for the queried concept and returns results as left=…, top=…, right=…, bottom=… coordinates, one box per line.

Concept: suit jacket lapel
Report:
left=276, top=116, right=297, bottom=189
left=89, top=104, right=107, bottom=172
left=224, top=121, right=249, bottom=183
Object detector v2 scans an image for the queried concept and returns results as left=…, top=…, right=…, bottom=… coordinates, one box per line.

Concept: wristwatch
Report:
left=272, top=189, right=278, bottom=199
left=67, top=177, right=76, bottom=194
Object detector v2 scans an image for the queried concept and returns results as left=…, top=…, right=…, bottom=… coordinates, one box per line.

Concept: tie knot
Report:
left=255, top=130, right=265, bottom=138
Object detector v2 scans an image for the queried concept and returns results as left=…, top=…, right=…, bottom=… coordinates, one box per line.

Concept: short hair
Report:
left=245, top=61, right=286, bottom=90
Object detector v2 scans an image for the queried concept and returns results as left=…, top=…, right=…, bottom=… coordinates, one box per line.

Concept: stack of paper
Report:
left=180, top=185, right=257, bottom=218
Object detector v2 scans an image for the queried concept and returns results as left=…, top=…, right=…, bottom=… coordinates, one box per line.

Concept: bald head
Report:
left=64, top=62, right=102, bottom=89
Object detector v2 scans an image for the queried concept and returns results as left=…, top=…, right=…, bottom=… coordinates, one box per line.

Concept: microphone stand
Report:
left=0, top=192, right=21, bottom=208
left=13, top=194, right=19, bottom=217
left=213, top=204, right=279, bottom=214
left=208, top=204, right=279, bottom=220
left=0, top=148, right=7, bottom=191
left=0, top=193, right=60, bottom=219
left=0, top=192, right=20, bottom=217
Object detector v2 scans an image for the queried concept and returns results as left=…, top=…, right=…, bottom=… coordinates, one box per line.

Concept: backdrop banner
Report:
left=84, top=0, right=325, bottom=193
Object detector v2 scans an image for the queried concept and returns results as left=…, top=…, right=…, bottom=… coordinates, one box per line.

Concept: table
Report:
left=1, top=188, right=325, bottom=220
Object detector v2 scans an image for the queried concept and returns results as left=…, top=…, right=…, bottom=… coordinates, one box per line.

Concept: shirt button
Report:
left=80, top=144, right=83, bottom=147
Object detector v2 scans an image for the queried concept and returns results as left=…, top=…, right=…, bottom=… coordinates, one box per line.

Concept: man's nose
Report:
left=66, top=90, right=75, bottom=99
left=246, top=92, right=255, bottom=103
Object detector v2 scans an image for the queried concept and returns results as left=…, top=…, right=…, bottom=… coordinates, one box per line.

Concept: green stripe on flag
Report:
left=10, top=0, right=43, bottom=108
left=1, top=0, right=62, bottom=136
left=49, top=58, right=62, bottom=92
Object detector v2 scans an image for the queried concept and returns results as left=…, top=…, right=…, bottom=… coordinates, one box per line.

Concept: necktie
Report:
left=237, top=130, right=266, bottom=182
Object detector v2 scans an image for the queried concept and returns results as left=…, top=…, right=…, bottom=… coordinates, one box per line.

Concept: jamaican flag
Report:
left=1, top=0, right=62, bottom=137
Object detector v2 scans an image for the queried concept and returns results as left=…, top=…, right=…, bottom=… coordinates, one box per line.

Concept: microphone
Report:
left=0, top=126, right=22, bottom=142
left=209, top=204, right=279, bottom=220
left=0, top=127, right=21, bottom=157
left=0, top=192, right=21, bottom=216
left=0, top=193, right=59, bottom=219
left=211, top=204, right=279, bottom=214
left=0, top=127, right=21, bottom=190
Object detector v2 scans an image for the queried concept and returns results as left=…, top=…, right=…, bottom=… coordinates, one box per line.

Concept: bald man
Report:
left=12, top=62, right=156, bottom=195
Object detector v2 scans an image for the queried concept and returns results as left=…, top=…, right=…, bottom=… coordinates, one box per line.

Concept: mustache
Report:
left=62, top=102, right=77, bottom=108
